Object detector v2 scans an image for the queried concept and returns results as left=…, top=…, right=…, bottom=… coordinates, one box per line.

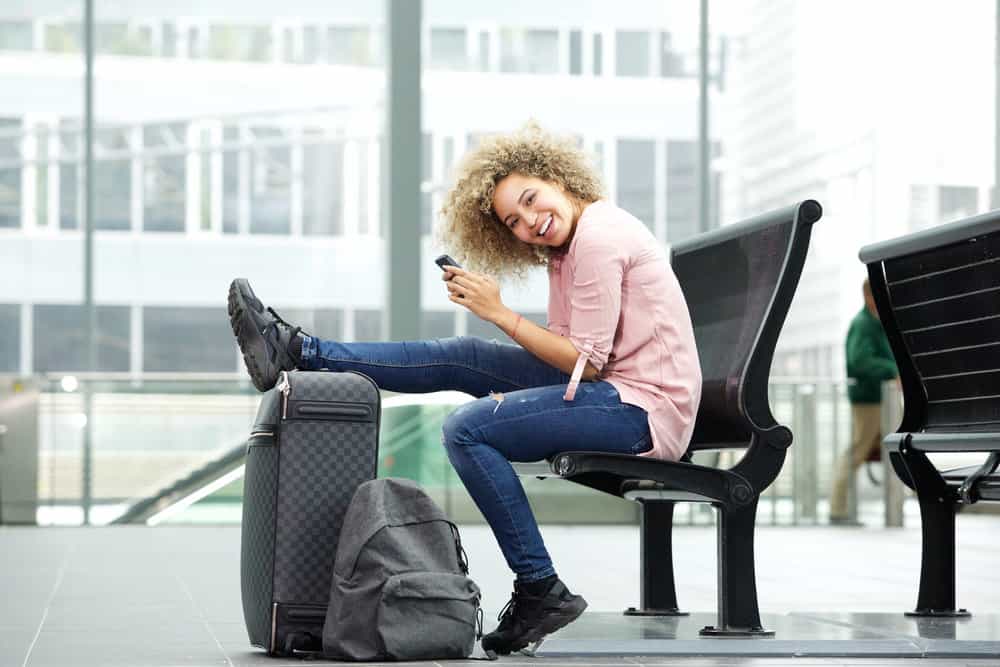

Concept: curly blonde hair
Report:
left=436, top=123, right=605, bottom=284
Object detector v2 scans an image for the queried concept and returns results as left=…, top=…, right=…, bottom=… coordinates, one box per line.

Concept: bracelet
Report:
left=511, top=314, right=523, bottom=341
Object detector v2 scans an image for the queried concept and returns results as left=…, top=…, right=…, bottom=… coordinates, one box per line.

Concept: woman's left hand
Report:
left=444, top=267, right=506, bottom=323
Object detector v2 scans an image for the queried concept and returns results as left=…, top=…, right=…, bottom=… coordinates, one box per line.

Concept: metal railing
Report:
left=11, top=373, right=944, bottom=526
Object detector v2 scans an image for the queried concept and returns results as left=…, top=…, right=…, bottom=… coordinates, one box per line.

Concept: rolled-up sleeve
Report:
left=563, top=232, right=625, bottom=400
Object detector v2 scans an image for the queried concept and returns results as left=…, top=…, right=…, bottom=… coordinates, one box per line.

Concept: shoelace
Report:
left=264, top=307, right=303, bottom=364
left=496, top=590, right=518, bottom=624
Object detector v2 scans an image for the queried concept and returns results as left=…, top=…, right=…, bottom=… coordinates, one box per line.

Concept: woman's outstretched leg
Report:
left=228, top=278, right=568, bottom=395
left=299, top=336, right=567, bottom=397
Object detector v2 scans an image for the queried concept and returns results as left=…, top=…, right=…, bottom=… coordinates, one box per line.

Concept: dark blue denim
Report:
left=299, top=335, right=652, bottom=582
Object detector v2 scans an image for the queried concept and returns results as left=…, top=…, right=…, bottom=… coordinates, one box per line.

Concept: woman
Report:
left=228, top=123, right=702, bottom=655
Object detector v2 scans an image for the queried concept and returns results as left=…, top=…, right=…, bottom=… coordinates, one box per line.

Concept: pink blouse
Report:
left=548, top=200, right=702, bottom=461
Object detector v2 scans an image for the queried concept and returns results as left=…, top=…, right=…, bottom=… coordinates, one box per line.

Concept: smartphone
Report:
left=434, top=254, right=462, bottom=273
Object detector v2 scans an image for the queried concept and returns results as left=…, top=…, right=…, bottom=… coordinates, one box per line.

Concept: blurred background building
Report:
left=0, top=0, right=995, bottom=525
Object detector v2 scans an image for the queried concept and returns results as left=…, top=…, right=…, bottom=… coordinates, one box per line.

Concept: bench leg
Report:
left=907, top=490, right=970, bottom=617
left=898, top=449, right=971, bottom=618
left=699, top=500, right=773, bottom=636
left=625, top=500, right=688, bottom=616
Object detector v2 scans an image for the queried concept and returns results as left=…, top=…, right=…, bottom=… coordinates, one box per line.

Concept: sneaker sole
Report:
left=485, top=596, right=588, bottom=655
left=227, top=279, right=275, bottom=392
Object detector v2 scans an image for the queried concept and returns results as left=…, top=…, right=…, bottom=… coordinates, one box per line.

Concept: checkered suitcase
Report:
left=240, top=369, right=380, bottom=656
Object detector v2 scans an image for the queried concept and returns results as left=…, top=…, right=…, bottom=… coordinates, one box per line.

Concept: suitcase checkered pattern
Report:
left=273, top=420, right=378, bottom=602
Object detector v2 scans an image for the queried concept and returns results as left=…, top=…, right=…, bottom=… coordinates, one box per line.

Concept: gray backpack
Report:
left=322, top=477, right=482, bottom=661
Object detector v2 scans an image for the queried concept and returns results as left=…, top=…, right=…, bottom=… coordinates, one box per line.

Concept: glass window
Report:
left=35, top=126, right=49, bottom=228
left=249, top=126, right=291, bottom=235
left=327, top=26, right=371, bottom=65
left=303, top=26, right=320, bottom=63
left=60, top=163, right=79, bottom=230
left=143, top=306, right=233, bottom=372
left=303, top=138, right=344, bottom=236
left=357, top=140, right=370, bottom=235
left=0, top=21, right=33, bottom=51
left=198, top=128, right=213, bottom=232
left=421, top=311, right=455, bottom=339
left=667, top=140, right=698, bottom=242
left=45, top=22, right=81, bottom=53
left=616, top=139, right=655, bottom=229
left=162, top=21, right=177, bottom=58
left=97, top=23, right=153, bottom=56
left=524, top=30, right=559, bottom=74
left=0, top=167, right=18, bottom=228
left=592, top=33, right=603, bottom=75
left=33, top=305, right=130, bottom=373
left=314, top=309, right=344, bottom=340
left=142, top=123, right=185, bottom=232
left=615, top=31, right=650, bottom=77
left=938, top=185, right=978, bottom=220
left=421, top=133, right=432, bottom=235
left=430, top=28, right=467, bottom=70
left=94, top=160, right=131, bottom=230
left=208, top=25, right=272, bottom=62
left=659, top=31, right=685, bottom=77
left=500, top=28, right=558, bottom=74
left=94, top=128, right=131, bottom=230
left=354, top=309, right=383, bottom=342
left=0, top=304, right=18, bottom=372
left=222, top=126, right=241, bottom=234
left=569, top=30, right=582, bottom=75
left=477, top=31, right=490, bottom=71
left=908, top=184, right=933, bottom=231
left=0, top=118, right=20, bottom=228
left=186, top=26, right=202, bottom=59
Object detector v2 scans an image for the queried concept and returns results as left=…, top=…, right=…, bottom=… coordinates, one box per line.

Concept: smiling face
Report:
left=492, top=173, right=583, bottom=249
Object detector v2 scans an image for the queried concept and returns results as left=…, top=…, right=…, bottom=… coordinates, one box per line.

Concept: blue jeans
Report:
left=299, top=335, right=652, bottom=582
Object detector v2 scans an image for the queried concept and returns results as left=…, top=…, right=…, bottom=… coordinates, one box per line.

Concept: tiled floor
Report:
left=3, top=518, right=1000, bottom=666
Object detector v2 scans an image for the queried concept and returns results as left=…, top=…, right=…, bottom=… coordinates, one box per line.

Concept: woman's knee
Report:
left=441, top=404, right=482, bottom=462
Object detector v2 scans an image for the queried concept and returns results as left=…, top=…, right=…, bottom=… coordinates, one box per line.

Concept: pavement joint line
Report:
left=173, top=571, right=235, bottom=667
left=21, top=542, right=72, bottom=667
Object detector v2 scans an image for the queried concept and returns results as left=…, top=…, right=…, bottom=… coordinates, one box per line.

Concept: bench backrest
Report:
left=671, top=200, right=821, bottom=452
left=859, top=211, right=1000, bottom=436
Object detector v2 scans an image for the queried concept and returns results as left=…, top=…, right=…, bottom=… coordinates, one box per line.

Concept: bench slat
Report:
left=924, top=370, right=1000, bottom=403
left=926, top=396, right=1000, bottom=429
left=913, top=343, right=1000, bottom=378
left=895, top=290, right=1000, bottom=332
left=889, top=260, right=1000, bottom=307
left=903, top=315, right=1000, bottom=356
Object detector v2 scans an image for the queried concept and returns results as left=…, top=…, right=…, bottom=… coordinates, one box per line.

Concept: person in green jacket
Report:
left=829, top=278, right=898, bottom=524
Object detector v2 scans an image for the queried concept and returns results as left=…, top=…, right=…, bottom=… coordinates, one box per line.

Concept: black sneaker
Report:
left=227, top=278, right=303, bottom=392
left=481, top=578, right=587, bottom=656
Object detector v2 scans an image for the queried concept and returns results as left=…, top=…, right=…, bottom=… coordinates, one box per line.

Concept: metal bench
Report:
left=515, top=199, right=822, bottom=636
left=860, top=209, right=1000, bottom=618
